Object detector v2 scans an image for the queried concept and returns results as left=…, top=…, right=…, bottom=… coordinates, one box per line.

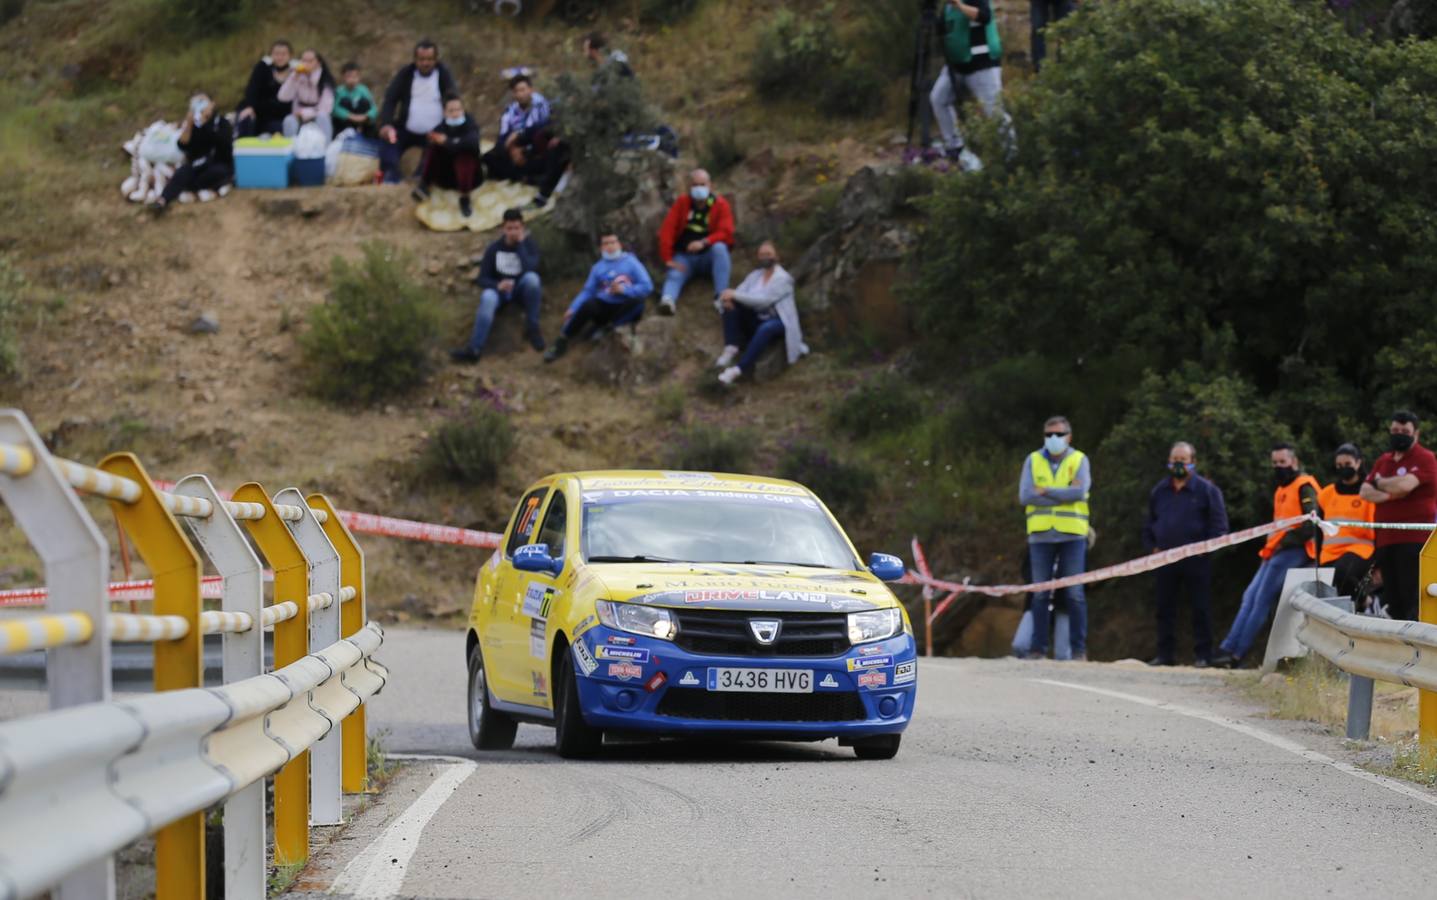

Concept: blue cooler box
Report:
left=290, top=157, right=325, bottom=187
left=234, top=137, right=294, bottom=189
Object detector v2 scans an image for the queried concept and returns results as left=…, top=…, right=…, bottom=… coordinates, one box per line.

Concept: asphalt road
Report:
left=288, top=627, right=1437, bottom=900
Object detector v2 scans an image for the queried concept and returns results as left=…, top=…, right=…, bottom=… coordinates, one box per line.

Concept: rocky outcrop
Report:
left=549, top=149, right=677, bottom=260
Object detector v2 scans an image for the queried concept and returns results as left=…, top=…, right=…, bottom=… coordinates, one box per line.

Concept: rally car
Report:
left=464, top=470, right=918, bottom=760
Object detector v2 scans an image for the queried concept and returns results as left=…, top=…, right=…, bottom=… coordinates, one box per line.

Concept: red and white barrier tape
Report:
left=1, top=576, right=228, bottom=608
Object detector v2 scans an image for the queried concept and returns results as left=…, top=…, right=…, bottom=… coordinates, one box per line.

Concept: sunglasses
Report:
left=1044, top=432, right=1069, bottom=439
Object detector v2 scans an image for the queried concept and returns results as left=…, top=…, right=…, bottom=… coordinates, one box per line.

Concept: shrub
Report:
left=751, top=8, right=845, bottom=99
left=528, top=219, right=594, bottom=281
left=426, top=406, right=516, bottom=484
left=553, top=66, right=656, bottom=239
left=776, top=183, right=842, bottom=257
left=697, top=121, right=744, bottom=178
left=0, top=256, right=22, bottom=377
left=654, top=384, right=686, bottom=423
left=161, top=0, right=252, bottom=36
left=299, top=243, right=442, bottom=405
left=778, top=441, right=877, bottom=517
left=856, top=0, right=917, bottom=76
left=640, top=0, right=703, bottom=25
left=829, top=371, right=925, bottom=440
left=663, top=424, right=754, bottom=473
left=818, top=63, right=886, bottom=118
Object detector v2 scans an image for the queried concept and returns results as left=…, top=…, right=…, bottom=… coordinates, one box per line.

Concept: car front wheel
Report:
left=468, top=642, right=518, bottom=751
left=852, top=733, right=901, bottom=760
left=554, top=647, right=603, bottom=759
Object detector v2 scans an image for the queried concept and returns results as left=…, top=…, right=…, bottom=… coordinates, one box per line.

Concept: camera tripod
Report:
left=905, top=0, right=941, bottom=148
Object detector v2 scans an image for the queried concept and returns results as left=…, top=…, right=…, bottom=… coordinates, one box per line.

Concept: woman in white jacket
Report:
left=715, top=241, right=809, bottom=386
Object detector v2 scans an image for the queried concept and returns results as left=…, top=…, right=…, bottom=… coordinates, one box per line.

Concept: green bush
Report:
left=751, top=8, right=845, bottom=99
left=553, top=65, right=656, bottom=239
left=640, top=0, right=703, bottom=25
left=161, top=0, right=252, bottom=36
left=776, top=183, right=841, bottom=256
left=0, top=256, right=22, bottom=377
left=299, top=242, right=442, bottom=406
left=818, top=63, right=886, bottom=118
left=829, top=371, right=925, bottom=440
left=778, top=440, right=877, bottom=517
left=426, top=406, right=516, bottom=484
left=697, top=121, right=744, bottom=178
left=528, top=219, right=594, bottom=281
left=663, top=424, right=754, bottom=473
left=855, top=1, right=916, bottom=76
left=654, top=384, right=686, bottom=423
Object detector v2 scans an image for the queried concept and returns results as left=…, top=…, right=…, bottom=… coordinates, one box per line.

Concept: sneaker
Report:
left=459, top=194, right=473, bottom=218
left=524, top=326, right=546, bottom=352
left=1208, top=652, right=1241, bottom=669
left=410, top=183, right=430, bottom=203
left=589, top=324, right=613, bottom=343
left=717, top=365, right=742, bottom=386
left=218, top=184, right=232, bottom=197
left=658, top=297, right=676, bottom=316
left=449, top=347, right=481, bottom=364
left=715, top=345, right=739, bottom=368
left=197, top=190, right=216, bottom=203
left=532, top=193, right=549, bottom=209
left=958, top=148, right=984, bottom=173
left=178, top=191, right=196, bottom=204
left=1021, top=651, right=1045, bottom=661
left=1146, top=656, right=1176, bottom=667
left=543, top=335, right=569, bottom=363
left=943, top=145, right=964, bottom=162
left=1192, top=657, right=1214, bottom=669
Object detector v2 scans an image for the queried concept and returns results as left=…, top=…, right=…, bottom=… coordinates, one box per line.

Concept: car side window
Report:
left=505, top=488, right=549, bottom=557
left=536, top=490, right=568, bottom=560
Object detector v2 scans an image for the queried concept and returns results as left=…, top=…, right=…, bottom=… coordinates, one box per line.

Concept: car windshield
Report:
left=580, top=489, right=859, bottom=570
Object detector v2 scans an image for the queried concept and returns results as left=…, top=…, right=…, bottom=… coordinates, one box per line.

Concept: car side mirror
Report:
left=514, top=543, right=563, bottom=576
left=868, top=552, right=905, bottom=583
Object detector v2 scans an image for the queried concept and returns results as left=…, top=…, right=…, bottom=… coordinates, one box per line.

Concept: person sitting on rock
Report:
left=278, top=48, right=336, bottom=142
left=656, top=168, right=734, bottom=317
left=150, top=93, right=233, bottom=214
left=715, top=241, right=808, bottom=386
left=333, top=61, right=378, bottom=138
left=482, top=74, right=572, bottom=210
left=413, top=93, right=482, bottom=218
left=235, top=39, right=294, bottom=138
left=544, top=231, right=653, bottom=363
left=378, top=39, right=459, bottom=183
left=452, top=208, right=544, bottom=364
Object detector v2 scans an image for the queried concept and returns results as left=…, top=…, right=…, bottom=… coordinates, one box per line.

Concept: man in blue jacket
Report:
left=1142, top=441, right=1229, bottom=667
left=543, top=232, right=653, bottom=363
left=451, top=208, right=542, bottom=364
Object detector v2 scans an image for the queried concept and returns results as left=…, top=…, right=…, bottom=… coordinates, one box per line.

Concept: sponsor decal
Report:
left=859, top=644, right=887, bottom=656
left=819, top=673, right=838, bottom=688
left=574, top=614, right=598, bottom=636
left=608, top=662, right=643, bottom=681
left=847, top=655, right=893, bottom=671
left=572, top=641, right=598, bottom=676
left=679, top=671, right=700, bottom=686
left=580, top=478, right=808, bottom=496
left=857, top=671, right=887, bottom=689
left=608, top=635, right=637, bottom=646
left=595, top=646, right=651, bottom=663
left=530, top=619, right=546, bottom=659
left=683, top=589, right=829, bottom=604
left=627, top=586, right=877, bottom=613
left=521, top=583, right=558, bottom=619
left=894, top=661, right=916, bottom=685
left=531, top=671, right=548, bottom=697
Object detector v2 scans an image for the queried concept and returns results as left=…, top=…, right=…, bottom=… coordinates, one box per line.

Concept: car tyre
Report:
left=852, top=734, right=901, bottom=760
left=468, top=642, right=518, bottom=751
left=554, top=649, right=603, bottom=759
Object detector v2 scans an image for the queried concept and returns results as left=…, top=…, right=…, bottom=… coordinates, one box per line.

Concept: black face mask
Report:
left=1335, top=465, right=1359, bottom=481
left=758, top=258, right=777, bottom=269
left=1390, top=433, right=1415, bottom=452
left=1169, top=462, right=1190, bottom=479
left=1272, top=466, right=1298, bottom=487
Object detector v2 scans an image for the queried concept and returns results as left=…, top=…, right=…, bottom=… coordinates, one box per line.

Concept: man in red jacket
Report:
left=656, top=168, right=734, bottom=316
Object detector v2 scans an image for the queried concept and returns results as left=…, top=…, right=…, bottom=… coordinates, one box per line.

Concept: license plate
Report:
left=707, top=667, right=812, bottom=693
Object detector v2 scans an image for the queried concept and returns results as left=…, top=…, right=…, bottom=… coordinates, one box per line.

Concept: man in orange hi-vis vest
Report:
left=1211, top=443, right=1320, bottom=668
left=1317, top=443, right=1375, bottom=601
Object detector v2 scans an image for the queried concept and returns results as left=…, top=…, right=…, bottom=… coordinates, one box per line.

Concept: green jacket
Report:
left=334, top=84, right=377, bottom=122
left=941, top=2, right=1002, bottom=67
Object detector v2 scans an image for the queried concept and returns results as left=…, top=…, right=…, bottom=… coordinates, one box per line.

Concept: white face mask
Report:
left=601, top=248, right=623, bottom=261
left=444, top=115, right=465, bottom=127
left=690, top=185, right=710, bottom=201
left=1044, top=434, right=1070, bottom=456
left=190, top=97, right=209, bottom=119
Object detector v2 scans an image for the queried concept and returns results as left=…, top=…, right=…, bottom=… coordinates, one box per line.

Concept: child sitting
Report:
left=333, top=61, right=378, bottom=138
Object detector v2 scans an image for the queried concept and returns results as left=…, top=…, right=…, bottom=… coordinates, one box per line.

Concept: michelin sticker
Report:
left=847, top=655, right=893, bottom=671
left=530, top=619, right=546, bottom=659
left=895, top=661, right=916, bottom=685
left=596, top=646, right=650, bottom=663
left=572, top=641, right=598, bottom=676
left=679, top=671, right=700, bottom=686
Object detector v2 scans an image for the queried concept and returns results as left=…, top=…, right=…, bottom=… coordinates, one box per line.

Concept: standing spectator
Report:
left=1017, top=416, right=1090, bottom=660
left=378, top=40, right=458, bottom=183
left=714, top=242, right=808, bottom=387
left=1030, top=0, right=1075, bottom=72
left=656, top=169, right=734, bottom=317
left=482, top=75, right=571, bottom=209
left=150, top=93, right=233, bottom=213
left=582, top=31, right=634, bottom=80
left=278, top=48, right=335, bottom=142
left=333, top=62, right=378, bottom=138
left=930, top=0, right=1014, bottom=172
left=452, top=208, right=544, bottom=364
left=235, top=40, right=293, bottom=138
left=1319, top=443, right=1375, bottom=599
left=1142, top=442, right=1229, bottom=667
left=544, top=232, right=653, bottom=363
left=413, top=94, right=482, bottom=218
left=1211, top=444, right=1319, bottom=667
left=1360, top=412, right=1437, bottom=620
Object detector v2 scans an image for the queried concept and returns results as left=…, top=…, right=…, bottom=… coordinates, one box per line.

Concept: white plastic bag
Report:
left=294, top=122, right=328, bottom=159
left=138, top=120, right=185, bottom=167
left=325, top=127, right=354, bottom=178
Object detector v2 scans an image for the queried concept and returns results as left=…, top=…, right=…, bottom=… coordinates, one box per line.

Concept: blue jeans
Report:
left=1219, top=546, right=1310, bottom=659
left=466, top=272, right=542, bottom=354
left=721, top=306, right=785, bottom=373
left=1028, top=537, right=1087, bottom=656
left=661, top=242, right=731, bottom=306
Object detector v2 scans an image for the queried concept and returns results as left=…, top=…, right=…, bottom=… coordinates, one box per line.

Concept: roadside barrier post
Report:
left=310, top=492, right=370, bottom=793
left=1420, top=531, right=1437, bottom=758
left=1346, top=675, right=1374, bottom=741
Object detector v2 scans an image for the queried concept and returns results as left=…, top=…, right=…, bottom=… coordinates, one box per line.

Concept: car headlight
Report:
left=595, top=600, right=677, bottom=641
left=848, top=608, right=902, bottom=645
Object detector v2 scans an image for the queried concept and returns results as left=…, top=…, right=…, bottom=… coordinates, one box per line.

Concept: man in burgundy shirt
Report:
left=1360, top=411, right=1437, bottom=620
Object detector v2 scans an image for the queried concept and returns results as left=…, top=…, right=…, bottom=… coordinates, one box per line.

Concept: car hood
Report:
left=588, top=562, right=896, bottom=613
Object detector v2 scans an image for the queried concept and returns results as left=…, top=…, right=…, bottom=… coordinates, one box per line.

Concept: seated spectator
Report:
left=333, top=62, right=378, bottom=138
left=236, top=39, right=294, bottom=138
left=657, top=169, right=734, bottom=316
left=278, top=49, right=335, bottom=142
left=482, top=74, right=571, bottom=209
left=714, top=241, right=808, bottom=386
left=378, top=40, right=458, bottom=183
left=150, top=93, right=233, bottom=214
left=413, top=93, right=482, bottom=218
left=452, top=208, right=544, bottom=364
left=582, top=31, right=634, bottom=80
left=544, top=232, right=653, bottom=363
left=1320, top=443, right=1376, bottom=598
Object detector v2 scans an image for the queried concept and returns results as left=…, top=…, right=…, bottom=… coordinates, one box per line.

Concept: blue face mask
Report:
left=1044, top=434, right=1069, bottom=456
left=601, top=248, right=623, bottom=261
left=444, top=115, right=465, bottom=127
left=690, top=185, right=710, bottom=201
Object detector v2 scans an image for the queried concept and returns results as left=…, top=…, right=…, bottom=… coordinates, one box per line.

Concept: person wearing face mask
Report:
left=1211, top=443, right=1320, bottom=668
left=150, top=93, right=234, bottom=213
left=378, top=40, right=459, bottom=184
left=1017, top=416, right=1091, bottom=660
left=413, top=93, right=482, bottom=219
left=544, top=232, right=653, bottom=363
left=1141, top=442, right=1229, bottom=667
left=713, top=242, right=809, bottom=387
left=656, top=169, right=735, bottom=317
left=1318, top=443, right=1375, bottom=600
left=236, top=40, right=295, bottom=138
left=1360, top=411, right=1437, bottom=621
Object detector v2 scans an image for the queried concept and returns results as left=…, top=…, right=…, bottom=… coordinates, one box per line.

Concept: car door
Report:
left=489, top=484, right=549, bottom=703
left=519, top=485, right=571, bottom=709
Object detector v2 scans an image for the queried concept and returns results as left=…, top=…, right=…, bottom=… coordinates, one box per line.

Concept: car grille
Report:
left=656, top=687, right=867, bottom=722
left=672, top=609, right=850, bottom=658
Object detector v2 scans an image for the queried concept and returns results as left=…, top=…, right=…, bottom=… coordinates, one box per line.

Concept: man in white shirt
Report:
left=378, top=40, right=458, bottom=183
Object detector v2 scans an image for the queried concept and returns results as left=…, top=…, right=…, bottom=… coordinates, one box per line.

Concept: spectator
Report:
left=543, top=232, right=653, bottom=363
left=930, top=0, right=1014, bottom=172
left=150, top=93, right=233, bottom=213
left=1211, top=443, right=1319, bottom=667
left=1319, top=443, right=1375, bottom=599
left=1030, top=0, right=1075, bottom=72
left=277, top=48, right=335, bottom=142
left=413, top=93, right=482, bottom=219
left=236, top=39, right=294, bottom=138
left=583, top=31, right=634, bottom=80
left=1360, top=411, right=1437, bottom=621
left=1017, top=415, right=1090, bottom=661
left=714, top=242, right=808, bottom=386
left=482, top=75, right=571, bottom=209
left=451, top=208, right=544, bottom=364
left=657, top=169, right=734, bottom=316
left=378, top=40, right=458, bottom=184
left=1142, top=441, right=1229, bottom=667
left=333, top=62, right=378, bottom=138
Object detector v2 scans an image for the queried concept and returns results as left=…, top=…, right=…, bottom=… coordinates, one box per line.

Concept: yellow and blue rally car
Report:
left=465, top=470, right=918, bottom=759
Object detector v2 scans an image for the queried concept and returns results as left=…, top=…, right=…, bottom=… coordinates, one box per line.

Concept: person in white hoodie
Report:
left=714, top=241, right=808, bottom=386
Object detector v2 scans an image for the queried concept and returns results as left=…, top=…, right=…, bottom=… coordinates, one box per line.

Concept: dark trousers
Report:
left=1154, top=557, right=1214, bottom=662
left=380, top=129, right=431, bottom=182
left=333, top=116, right=377, bottom=139
left=1030, top=0, right=1076, bottom=71
left=235, top=115, right=286, bottom=138
left=161, top=161, right=233, bottom=203
left=721, top=306, right=786, bottom=374
left=562, top=297, right=644, bottom=338
left=482, top=141, right=571, bottom=198
left=1373, top=542, right=1422, bottom=620
left=420, top=146, right=482, bottom=193
left=1330, top=552, right=1374, bottom=600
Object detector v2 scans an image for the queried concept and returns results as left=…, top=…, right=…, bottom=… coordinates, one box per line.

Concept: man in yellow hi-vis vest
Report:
left=1017, top=415, right=1090, bottom=660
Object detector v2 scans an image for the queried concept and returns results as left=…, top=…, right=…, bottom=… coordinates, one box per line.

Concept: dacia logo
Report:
left=749, top=618, right=781, bottom=645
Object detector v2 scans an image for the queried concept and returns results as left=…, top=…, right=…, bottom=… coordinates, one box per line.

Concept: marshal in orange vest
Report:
left=1314, top=484, right=1375, bottom=563
left=1259, top=474, right=1320, bottom=559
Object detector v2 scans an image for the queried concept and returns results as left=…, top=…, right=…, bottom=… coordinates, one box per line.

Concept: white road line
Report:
left=1035, top=678, right=1437, bottom=809
left=328, top=754, right=478, bottom=898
